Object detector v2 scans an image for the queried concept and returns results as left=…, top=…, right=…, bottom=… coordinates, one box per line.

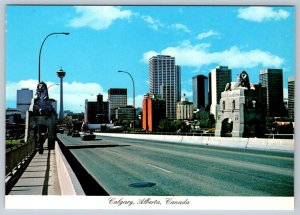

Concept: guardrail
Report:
left=5, top=140, right=36, bottom=177
left=95, top=132, right=294, bottom=152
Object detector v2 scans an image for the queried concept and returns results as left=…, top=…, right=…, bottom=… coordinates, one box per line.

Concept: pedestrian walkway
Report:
left=8, top=148, right=61, bottom=195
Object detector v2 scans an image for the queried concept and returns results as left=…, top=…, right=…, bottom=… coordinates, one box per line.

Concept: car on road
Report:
left=72, top=131, right=80, bottom=137
left=81, top=132, right=96, bottom=141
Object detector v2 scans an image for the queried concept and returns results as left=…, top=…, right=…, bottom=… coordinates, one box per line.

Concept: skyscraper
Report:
left=259, top=69, right=285, bottom=117
left=17, top=88, right=33, bottom=119
left=192, top=75, right=209, bottom=110
left=84, top=99, right=98, bottom=123
left=209, top=66, right=232, bottom=116
left=84, top=94, right=109, bottom=123
left=149, top=55, right=181, bottom=119
left=288, top=77, right=295, bottom=118
left=108, top=88, right=127, bottom=121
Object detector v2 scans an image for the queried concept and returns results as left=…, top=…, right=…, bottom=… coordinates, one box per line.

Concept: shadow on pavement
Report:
left=57, top=139, right=110, bottom=196
left=66, top=144, right=131, bottom=149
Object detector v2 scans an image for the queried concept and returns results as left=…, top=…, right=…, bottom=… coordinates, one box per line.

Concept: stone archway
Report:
left=34, top=124, right=48, bottom=154
left=221, top=118, right=233, bottom=137
left=25, top=112, right=56, bottom=152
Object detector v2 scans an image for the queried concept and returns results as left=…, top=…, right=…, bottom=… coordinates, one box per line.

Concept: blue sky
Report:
left=6, top=5, right=295, bottom=113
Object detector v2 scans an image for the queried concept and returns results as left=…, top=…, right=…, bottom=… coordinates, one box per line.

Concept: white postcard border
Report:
left=1, top=0, right=299, bottom=215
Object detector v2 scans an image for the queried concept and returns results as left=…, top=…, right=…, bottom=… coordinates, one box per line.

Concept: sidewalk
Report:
left=8, top=148, right=61, bottom=195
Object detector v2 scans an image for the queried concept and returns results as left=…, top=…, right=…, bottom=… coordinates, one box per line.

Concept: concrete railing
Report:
left=94, top=133, right=294, bottom=152
left=55, top=142, right=85, bottom=195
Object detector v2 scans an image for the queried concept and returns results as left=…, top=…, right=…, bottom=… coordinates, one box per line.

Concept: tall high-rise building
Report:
left=149, top=55, right=181, bottom=119
left=84, top=94, right=109, bottom=123
left=96, top=94, right=109, bottom=123
left=142, top=94, right=166, bottom=132
left=108, top=88, right=127, bottom=121
left=192, top=75, right=209, bottom=110
left=209, top=66, right=232, bottom=116
left=85, top=99, right=98, bottom=123
left=17, top=88, right=33, bottom=119
left=288, top=77, right=295, bottom=118
left=259, top=69, right=285, bottom=117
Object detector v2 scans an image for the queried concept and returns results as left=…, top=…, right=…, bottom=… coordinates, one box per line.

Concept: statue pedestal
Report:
left=25, top=111, right=56, bottom=149
left=215, top=87, right=266, bottom=137
left=25, top=82, right=57, bottom=150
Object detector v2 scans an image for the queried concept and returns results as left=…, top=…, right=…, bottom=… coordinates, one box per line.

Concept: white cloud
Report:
left=196, top=30, right=219, bottom=40
left=142, top=16, right=191, bottom=33
left=142, top=41, right=284, bottom=69
left=6, top=80, right=106, bottom=113
left=6, top=80, right=147, bottom=112
left=284, top=88, right=288, bottom=99
left=170, top=23, right=191, bottom=33
left=6, top=80, right=38, bottom=105
left=69, top=6, right=133, bottom=30
left=142, top=50, right=159, bottom=63
left=128, top=94, right=144, bottom=108
left=141, top=15, right=163, bottom=30
left=237, top=7, right=290, bottom=22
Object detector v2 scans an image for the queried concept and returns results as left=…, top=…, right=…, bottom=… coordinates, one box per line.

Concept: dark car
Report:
left=72, top=132, right=80, bottom=137
left=81, top=133, right=96, bottom=141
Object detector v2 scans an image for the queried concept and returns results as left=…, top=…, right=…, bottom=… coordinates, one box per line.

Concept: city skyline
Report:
left=6, top=6, right=295, bottom=113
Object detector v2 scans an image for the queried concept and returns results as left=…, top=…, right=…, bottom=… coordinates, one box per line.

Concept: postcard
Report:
left=3, top=2, right=296, bottom=213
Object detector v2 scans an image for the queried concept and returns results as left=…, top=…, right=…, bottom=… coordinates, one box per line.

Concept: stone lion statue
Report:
left=225, top=71, right=251, bottom=91
left=34, top=82, right=49, bottom=101
left=30, top=82, right=53, bottom=115
left=237, top=71, right=250, bottom=89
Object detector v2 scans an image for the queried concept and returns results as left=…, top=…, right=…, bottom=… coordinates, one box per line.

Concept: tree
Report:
left=171, top=120, right=182, bottom=131
left=179, top=122, right=191, bottom=132
left=208, top=114, right=216, bottom=128
left=158, top=119, right=191, bottom=133
left=158, top=119, right=173, bottom=132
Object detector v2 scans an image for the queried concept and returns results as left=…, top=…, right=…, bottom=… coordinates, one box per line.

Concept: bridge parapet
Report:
left=55, top=141, right=85, bottom=195
left=94, top=133, right=294, bottom=152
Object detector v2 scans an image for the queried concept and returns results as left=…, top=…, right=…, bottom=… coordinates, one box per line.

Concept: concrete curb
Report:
left=94, top=133, right=294, bottom=152
left=55, top=141, right=85, bottom=195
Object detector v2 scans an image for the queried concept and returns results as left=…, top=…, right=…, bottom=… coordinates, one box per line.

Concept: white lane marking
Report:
left=147, top=163, right=172, bottom=173
left=107, top=149, right=173, bottom=174
left=107, top=150, right=123, bottom=156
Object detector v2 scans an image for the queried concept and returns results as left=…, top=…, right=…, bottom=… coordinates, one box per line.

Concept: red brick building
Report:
left=142, top=94, right=166, bottom=132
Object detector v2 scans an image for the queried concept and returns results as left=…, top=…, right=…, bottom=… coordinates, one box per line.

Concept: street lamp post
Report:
left=118, top=70, right=135, bottom=133
left=38, top=32, right=70, bottom=83
left=47, top=83, right=60, bottom=90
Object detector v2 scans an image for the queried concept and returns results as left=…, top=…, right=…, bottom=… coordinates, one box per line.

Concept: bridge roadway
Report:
left=57, top=133, right=294, bottom=196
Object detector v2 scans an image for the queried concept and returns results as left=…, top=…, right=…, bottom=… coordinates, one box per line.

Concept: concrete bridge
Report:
left=6, top=132, right=294, bottom=199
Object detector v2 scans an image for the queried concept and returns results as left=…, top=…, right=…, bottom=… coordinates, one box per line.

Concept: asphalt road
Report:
left=57, top=133, right=294, bottom=196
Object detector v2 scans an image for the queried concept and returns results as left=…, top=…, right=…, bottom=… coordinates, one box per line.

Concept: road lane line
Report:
left=107, top=150, right=123, bottom=156
left=147, top=163, right=172, bottom=173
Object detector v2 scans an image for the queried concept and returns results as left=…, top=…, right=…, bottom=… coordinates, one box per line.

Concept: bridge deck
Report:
left=8, top=148, right=61, bottom=195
